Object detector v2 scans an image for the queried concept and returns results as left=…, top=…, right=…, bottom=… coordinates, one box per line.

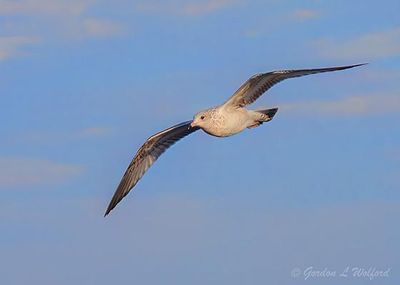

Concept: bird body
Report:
left=192, top=106, right=277, bottom=137
left=192, top=106, right=243, bottom=137
left=104, top=63, right=366, bottom=216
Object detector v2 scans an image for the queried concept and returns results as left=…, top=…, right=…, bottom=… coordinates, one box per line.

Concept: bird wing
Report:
left=105, top=121, right=199, bottom=216
left=223, top=64, right=366, bottom=108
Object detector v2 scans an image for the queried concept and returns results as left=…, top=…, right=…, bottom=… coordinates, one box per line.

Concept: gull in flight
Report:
left=105, top=63, right=365, bottom=216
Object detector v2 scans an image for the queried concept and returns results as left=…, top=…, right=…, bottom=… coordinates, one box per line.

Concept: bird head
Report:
left=191, top=110, right=211, bottom=128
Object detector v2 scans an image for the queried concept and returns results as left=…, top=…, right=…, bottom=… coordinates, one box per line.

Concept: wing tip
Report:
left=104, top=196, right=119, bottom=217
left=349, top=62, right=368, bottom=68
left=104, top=204, right=113, bottom=217
left=330, top=63, right=368, bottom=71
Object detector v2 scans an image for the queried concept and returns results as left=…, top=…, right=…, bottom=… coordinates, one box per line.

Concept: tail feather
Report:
left=257, top=108, right=278, bottom=121
left=247, top=107, right=278, bottom=129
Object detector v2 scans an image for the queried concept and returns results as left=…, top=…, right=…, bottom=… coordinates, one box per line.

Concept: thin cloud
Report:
left=314, top=27, right=400, bottom=60
left=0, top=157, right=83, bottom=187
left=291, top=9, right=320, bottom=21
left=182, top=0, right=236, bottom=15
left=0, top=36, right=39, bottom=60
left=137, top=0, right=238, bottom=16
left=0, top=0, right=90, bottom=16
left=83, top=18, right=123, bottom=37
left=243, top=8, right=320, bottom=39
left=18, top=126, right=112, bottom=143
left=355, top=68, right=400, bottom=82
left=281, top=92, right=400, bottom=116
left=77, top=127, right=112, bottom=138
left=0, top=0, right=124, bottom=59
left=243, top=29, right=262, bottom=38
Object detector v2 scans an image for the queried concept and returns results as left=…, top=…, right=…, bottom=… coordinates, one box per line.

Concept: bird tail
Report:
left=256, top=108, right=278, bottom=121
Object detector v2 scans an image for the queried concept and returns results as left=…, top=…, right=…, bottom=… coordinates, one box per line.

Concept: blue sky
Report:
left=1, top=0, right=399, bottom=284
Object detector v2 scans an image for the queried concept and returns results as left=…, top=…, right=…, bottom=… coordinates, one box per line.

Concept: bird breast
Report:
left=201, top=108, right=249, bottom=137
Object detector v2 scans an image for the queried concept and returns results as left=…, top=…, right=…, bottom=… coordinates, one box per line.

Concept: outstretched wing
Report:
left=224, top=64, right=366, bottom=108
left=105, top=121, right=199, bottom=216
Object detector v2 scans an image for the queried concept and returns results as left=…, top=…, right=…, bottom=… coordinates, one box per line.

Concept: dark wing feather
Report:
left=104, top=121, right=199, bottom=216
left=224, top=64, right=366, bottom=108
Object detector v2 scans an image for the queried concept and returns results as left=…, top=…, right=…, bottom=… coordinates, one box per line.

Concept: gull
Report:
left=104, top=63, right=365, bottom=216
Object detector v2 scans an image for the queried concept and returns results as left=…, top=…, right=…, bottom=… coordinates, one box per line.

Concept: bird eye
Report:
left=200, top=116, right=205, bottom=120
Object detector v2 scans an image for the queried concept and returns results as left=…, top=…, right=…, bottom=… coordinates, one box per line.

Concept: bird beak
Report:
left=190, top=121, right=196, bottom=128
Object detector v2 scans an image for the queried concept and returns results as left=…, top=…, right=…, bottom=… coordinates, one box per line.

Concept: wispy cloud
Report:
left=0, top=157, right=82, bottom=187
left=0, top=0, right=123, bottom=37
left=281, top=92, right=400, bottom=116
left=243, top=7, right=320, bottom=39
left=0, top=0, right=118, bottom=35
left=137, top=0, right=238, bottom=16
left=0, top=0, right=124, bottom=60
left=77, top=127, right=111, bottom=138
left=314, top=27, right=400, bottom=60
left=182, top=0, right=236, bottom=15
left=83, top=18, right=123, bottom=38
left=355, top=68, right=400, bottom=82
left=290, top=9, right=320, bottom=21
left=0, top=0, right=90, bottom=16
left=0, top=35, right=39, bottom=60
left=16, top=126, right=112, bottom=144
